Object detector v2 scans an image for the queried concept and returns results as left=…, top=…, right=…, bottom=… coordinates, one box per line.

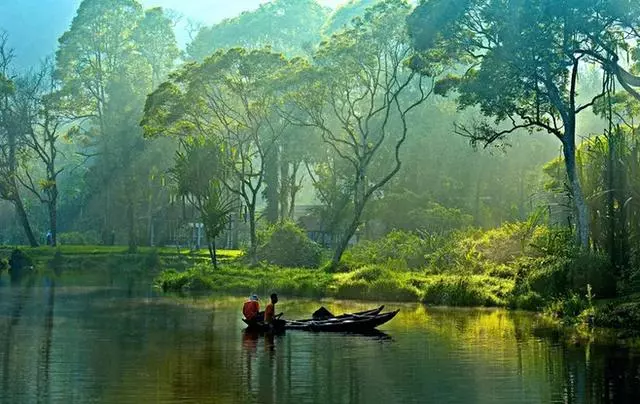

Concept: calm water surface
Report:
left=1, top=271, right=640, bottom=404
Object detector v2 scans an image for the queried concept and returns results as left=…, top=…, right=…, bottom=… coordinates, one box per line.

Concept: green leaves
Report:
left=186, top=0, right=328, bottom=60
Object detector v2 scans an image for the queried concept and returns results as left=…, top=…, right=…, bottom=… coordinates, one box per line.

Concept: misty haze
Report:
left=1, top=1, right=640, bottom=403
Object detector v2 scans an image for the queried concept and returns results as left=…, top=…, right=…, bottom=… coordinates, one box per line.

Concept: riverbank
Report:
left=156, top=263, right=514, bottom=305
left=2, top=242, right=639, bottom=334
left=0, top=245, right=241, bottom=276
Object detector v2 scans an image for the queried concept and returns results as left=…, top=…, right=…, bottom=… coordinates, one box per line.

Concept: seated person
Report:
left=242, top=294, right=261, bottom=321
left=264, top=293, right=283, bottom=325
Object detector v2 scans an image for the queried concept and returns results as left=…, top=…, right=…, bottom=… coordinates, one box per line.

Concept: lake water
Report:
left=1, top=272, right=640, bottom=403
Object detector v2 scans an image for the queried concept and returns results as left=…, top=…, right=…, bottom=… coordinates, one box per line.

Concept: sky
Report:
left=0, top=0, right=348, bottom=69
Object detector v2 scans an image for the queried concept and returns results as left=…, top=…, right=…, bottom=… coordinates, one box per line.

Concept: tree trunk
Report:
left=208, top=240, right=217, bottom=270
left=562, top=138, right=589, bottom=249
left=48, top=192, right=58, bottom=247
left=264, top=147, right=279, bottom=224
left=280, top=157, right=290, bottom=222
left=248, top=206, right=258, bottom=266
left=147, top=181, right=154, bottom=246
left=330, top=203, right=365, bottom=269
left=288, top=161, right=301, bottom=220
left=13, top=196, right=39, bottom=247
left=606, top=131, right=616, bottom=265
left=127, top=199, right=137, bottom=253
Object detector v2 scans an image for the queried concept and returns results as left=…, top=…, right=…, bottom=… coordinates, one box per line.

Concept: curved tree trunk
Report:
left=330, top=202, right=365, bottom=269
left=248, top=207, right=258, bottom=266
left=14, top=196, right=38, bottom=247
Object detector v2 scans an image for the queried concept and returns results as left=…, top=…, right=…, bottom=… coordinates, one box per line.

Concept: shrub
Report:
left=343, top=230, right=429, bottom=270
left=513, top=250, right=615, bottom=302
left=0, top=257, right=8, bottom=273
left=421, top=275, right=512, bottom=307
left=567, top=251, right=615, bottom=298
left=257, top=221, right=322, bottom=268
left=593, top=302, right=640, bottom=330
left=543, top=293, right=588, bottom=322
left=155, top=269, right=191, bottom=292
left=509, top=291, right=545, bottom=311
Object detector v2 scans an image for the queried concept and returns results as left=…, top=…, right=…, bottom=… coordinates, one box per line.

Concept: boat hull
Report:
left=285, top=310, right=399, bottom=332
left=242, top=306, right=399, bottom=333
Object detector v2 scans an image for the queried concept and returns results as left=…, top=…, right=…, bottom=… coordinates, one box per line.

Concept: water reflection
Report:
left=1, top=274, right=640, bottom=403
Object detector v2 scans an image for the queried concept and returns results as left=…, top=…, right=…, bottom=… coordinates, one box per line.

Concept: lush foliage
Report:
left=257, top=222, right=322, bottom=268
left=4, top=0, right=640, bottom=331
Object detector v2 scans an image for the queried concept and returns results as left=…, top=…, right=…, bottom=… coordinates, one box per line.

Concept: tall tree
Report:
left=55, top=0, right=179, bottom=247
left=287, top=0, right=434, bottom=267
left=142, top=48, right=293, bottom=264
left=15, top=63, right=65, bottom=247
left=55, top=0, right=143, bottom=133
left=55, top=0, right=145, bottom=237
left=0, top=33, right=39, bottom=246
left=186, top=0, right=329, bottom=61
left=133, top=7, right=180, bottom=88
left=408, top=0, right=640, bottom=248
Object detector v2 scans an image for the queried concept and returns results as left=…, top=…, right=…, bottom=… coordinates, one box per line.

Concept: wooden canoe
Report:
left=242, top=307, right=399, bottom=333
left=285, top=310, right=399, bottom=332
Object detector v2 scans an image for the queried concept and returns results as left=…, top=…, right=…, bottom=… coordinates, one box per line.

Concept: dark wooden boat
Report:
left=242, top=318, right=286, bottom=332
left=285, top=310, right=399, bottom=332
left=294, top=305, right=385, bottom=323
left=242, top=307, right=399, bottom=333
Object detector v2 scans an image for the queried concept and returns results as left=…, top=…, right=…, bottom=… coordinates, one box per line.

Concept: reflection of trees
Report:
left=2, top=288, right=640, bottom=403
left=36, top=279, right=55, bottom=403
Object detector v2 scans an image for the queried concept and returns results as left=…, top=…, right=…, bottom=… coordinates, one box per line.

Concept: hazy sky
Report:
left=141, top=0, right=349, bottom=20
left=0, top=0, right=348, bottom=69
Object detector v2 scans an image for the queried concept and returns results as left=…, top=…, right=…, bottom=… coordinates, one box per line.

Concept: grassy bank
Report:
left=153, top=222, right=639, bottom=331
left=3, top=221, right=639, bottom=334
left=156, top=264, right=514, bottom=306
left=0, top=245, right=241, bottom=275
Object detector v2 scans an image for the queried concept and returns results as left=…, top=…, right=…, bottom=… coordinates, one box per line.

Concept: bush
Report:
left=0, top=257, right=8, bottom=273
left=257, top=221, right=322, bottom=268
left=421, top=275, right=511, bottom=307
left=329, top=266, right=421, bottom=302
left=513, top=250, right=615, bottom=302
left=567, top=251, right=616, bottom=298
left=594, top=302, right=640, bottom=330
left=155, top=268, right=214, bottom=292
left=543, top=293, right=588, bottom=322
left=509, top=291, right=545, bottom=311
left=343, top=230, right=430, bottom=270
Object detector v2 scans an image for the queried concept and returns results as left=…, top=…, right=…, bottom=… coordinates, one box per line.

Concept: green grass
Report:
left=0, top=245, right=241, bottom=258
left=0, top=245, right=243, bottom=276
left=155, top=263, right=517, bottom=306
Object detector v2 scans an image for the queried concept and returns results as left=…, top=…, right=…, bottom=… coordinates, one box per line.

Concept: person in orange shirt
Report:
left=264, top=293, right=282, bottom=325
left=242, top=294, right=260, bottom=321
